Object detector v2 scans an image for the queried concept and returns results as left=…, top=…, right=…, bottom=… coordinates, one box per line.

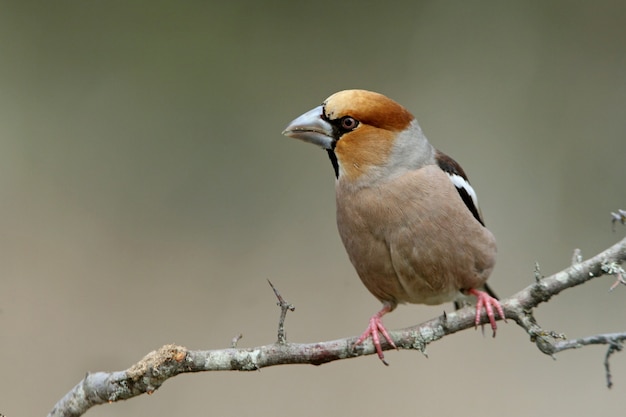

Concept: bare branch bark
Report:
left=48, top=236, right=626, bottom=417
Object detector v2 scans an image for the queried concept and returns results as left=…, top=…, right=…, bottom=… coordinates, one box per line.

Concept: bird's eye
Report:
left=340, top=116, right=359, bottom=131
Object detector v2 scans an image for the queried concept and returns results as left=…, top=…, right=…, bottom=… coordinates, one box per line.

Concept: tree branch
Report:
left=48, top=236, right=626, bottom=417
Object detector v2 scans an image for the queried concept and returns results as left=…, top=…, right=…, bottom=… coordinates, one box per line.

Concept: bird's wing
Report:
left=435, top=150, right=485, bottom=226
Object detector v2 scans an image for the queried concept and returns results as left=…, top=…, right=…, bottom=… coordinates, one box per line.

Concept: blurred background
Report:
left=1, top=1, right=625, bottom=416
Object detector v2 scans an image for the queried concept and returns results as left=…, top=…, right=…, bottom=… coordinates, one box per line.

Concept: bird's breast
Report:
left=335, top=165, right=497, bottom=306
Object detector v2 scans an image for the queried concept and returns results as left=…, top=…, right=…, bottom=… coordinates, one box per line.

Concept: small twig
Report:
left=540, top=332, right=626, bottom=387
left=608, top=272, right=626, bottom=292
left=230, top=334, right=243, bottom=348
left=267, top=279, right=295, bottom=344
left=546, top=332, right=626, bottom=353
left=537, top=331, right=626, bottom=388
left=611, top=209, right=626, bottom=232
left=572, top=248, right=583, bottom=265
left=605, top=341, right=623, bottom=389
left=534, top=262, right=543, bottom=282
left=602, top=261, right=626, bottom=292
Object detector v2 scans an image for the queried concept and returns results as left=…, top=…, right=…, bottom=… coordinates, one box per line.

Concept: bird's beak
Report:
left=282, top=105, right=335, bottom=150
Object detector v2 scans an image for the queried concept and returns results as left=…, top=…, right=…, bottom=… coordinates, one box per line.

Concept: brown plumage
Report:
left=283, top=89, right=504, bottom=364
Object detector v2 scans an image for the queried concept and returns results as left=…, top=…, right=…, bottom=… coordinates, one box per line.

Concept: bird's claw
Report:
left=469, top=288, right=506, bottom=337
left=354, top=311, right=397, bottom=365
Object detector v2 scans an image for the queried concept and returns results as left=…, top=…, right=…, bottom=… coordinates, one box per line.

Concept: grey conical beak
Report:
left=282, top=105, right=335, bottom=150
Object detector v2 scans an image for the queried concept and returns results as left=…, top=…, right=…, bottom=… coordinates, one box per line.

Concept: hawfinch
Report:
left=283, top=89, right=503, bottom=364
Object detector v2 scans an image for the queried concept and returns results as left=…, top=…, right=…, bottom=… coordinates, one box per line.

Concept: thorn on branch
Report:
left=572, top=248, right=583, bottom=266
left=610, top=209, right=626, bottom=232
left=267, top=279, right=295, bottom=344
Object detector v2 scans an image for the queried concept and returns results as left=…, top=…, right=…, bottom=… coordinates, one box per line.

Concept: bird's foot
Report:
left=354, top=305, right=397, bottom=365
left=469, top=288, right=506, bottom=337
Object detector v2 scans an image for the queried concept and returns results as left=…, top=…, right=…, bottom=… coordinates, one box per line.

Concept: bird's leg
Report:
left=468, top=288, right=506, bottom=337
left=354, top=303, right=397, bottom=365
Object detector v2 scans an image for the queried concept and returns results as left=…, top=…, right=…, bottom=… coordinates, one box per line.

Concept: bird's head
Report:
left=283, top=89, right=434, bottom=183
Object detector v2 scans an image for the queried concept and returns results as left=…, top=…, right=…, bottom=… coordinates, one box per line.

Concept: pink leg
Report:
left=354, top=304, right=397, bottom=365
left=468, top=288, right=506, bottom=337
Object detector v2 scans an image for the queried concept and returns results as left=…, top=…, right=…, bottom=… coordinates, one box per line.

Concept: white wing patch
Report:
left=447, top=173, right=479, bottom=210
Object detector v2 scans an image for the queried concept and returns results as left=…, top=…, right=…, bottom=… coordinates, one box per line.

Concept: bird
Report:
left=282, top=89, right=504, bottom=364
